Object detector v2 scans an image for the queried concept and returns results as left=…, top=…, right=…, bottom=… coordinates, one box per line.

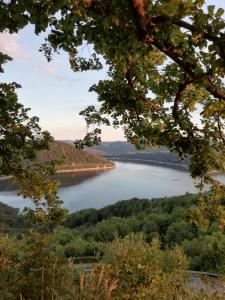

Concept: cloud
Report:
left=0, top=33, right=22, bottom=58
left=33, top=62, right=80, bottom=84
left=0, top=33, right=81, bottom=84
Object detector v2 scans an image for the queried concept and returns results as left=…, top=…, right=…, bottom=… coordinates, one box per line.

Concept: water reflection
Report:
left=54, top=169, right=111, bottom=187
left=0, top=169, right=111, bottom=192
left=2, top=162, right=225, bottom=213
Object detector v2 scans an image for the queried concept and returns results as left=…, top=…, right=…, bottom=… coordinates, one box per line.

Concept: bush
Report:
left=103, top=233, right=189, bottom=299
left=0, top=231, right=75, bottom=299
left=187, top=232, right=225, bottom=274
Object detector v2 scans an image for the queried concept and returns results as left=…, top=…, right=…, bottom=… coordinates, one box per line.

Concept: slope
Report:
left=32, top=141, right=114, bottom=171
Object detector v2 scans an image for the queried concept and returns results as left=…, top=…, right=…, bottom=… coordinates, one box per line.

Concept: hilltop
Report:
left=31, top=141, right=114, bottom=171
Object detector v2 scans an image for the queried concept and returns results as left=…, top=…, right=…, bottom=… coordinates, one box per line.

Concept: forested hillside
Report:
left=30, top=141, right=114, bottom=171
left=2, top=193, right=225, bottom=276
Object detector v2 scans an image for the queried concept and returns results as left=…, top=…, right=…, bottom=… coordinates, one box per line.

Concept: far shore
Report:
left=56, top=165, right=115, bottom=174
left=0, top=161, right=224, bottom=182
left=0, top=165, right=115, bottom=182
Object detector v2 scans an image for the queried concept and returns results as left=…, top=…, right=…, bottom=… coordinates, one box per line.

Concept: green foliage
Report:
left=66, top=194, right=198, bottom=228
left=65, top=194, right=197, bottom=252
left=66, top=190, right=225, bottom=262
left=0, top=54, right=67, bottom=225
left=65, top=198, right=154, bottom=228
left=4, top=191, right=225, bottom=275
left=1, top=197, right=225, bottom=298
left=0, top=229, right=112, bottom=299
left=0, top=0, right=225, bottom=179
left=165, top=221, right=196, bottom=246
left=103, top=233, right=189, bottom=299
left=88, top=217, right=140, bottom=242
left=0, top=201, right=27, bottom=234
left=64, top=193, right=225, bottom=274
left=0, top=0, right=225, bottom=233
left=51, top=226, right=104, bottom=259
left=0, top=231, right=75, bottom=300
left=189, top=181, right=225, bottom=232
left=184, top=232, right=225, bottom=274
left=1, top=1, right=225, bottom=297
left=0, top=79, right=52, bottom=176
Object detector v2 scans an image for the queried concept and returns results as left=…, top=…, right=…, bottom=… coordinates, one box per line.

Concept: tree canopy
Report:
left=1, top=0, right=225, bottom=178
left=1, top=0, right=225, bottom=224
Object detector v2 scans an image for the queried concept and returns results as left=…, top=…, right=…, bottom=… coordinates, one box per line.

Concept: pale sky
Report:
left=0, top=0, right=224, bottom=141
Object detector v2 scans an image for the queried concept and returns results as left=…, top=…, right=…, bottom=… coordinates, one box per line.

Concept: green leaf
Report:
left=216, top=8, right=224, bottom=17
left=207, top=5, right=215, bottom=16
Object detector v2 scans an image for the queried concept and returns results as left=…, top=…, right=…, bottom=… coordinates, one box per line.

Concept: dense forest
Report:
left=2, top=193, right=225, bottom=275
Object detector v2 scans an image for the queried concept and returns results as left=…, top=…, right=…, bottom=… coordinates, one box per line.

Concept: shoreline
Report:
left=0, top=162, right=223, bottom=182
left=56, top=165, right=115, bottom=174
left=108, top=158, right=189, bottom=172
left=0, top=165, right=115, bottom=181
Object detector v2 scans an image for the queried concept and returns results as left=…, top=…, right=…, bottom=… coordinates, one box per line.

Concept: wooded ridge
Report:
left=26, top=141, right=114, bottom=171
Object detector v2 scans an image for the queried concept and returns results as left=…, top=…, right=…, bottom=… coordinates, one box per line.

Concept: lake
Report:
left=0, top=162, right=203, bottom=213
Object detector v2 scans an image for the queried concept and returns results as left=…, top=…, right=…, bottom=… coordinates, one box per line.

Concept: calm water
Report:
left=0, top=162, right=201, bottom=213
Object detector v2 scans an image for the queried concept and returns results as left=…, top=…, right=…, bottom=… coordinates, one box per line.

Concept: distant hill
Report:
left=59, top=140, right=189, bottom=170
left=107, top=152, right=190, bottom=170
left=33, top=141, right=114, bottom=171
left=60, top=140, right=168, bottom=155
left=0, top=142, right=114, bottom=191
left=87, top=141, right=137, bottom=155
left=87, top=142, right=169, bottom=155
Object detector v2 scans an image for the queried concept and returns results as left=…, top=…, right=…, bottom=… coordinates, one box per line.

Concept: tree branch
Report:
left=172, top=78, right=193, bottom=121
left=130, top=2, right=225, bottom=101
left=215, top=112, right=225, bottom=145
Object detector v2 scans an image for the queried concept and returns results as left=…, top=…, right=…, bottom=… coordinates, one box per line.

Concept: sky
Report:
left=0, top=0, right=224, bottom=142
